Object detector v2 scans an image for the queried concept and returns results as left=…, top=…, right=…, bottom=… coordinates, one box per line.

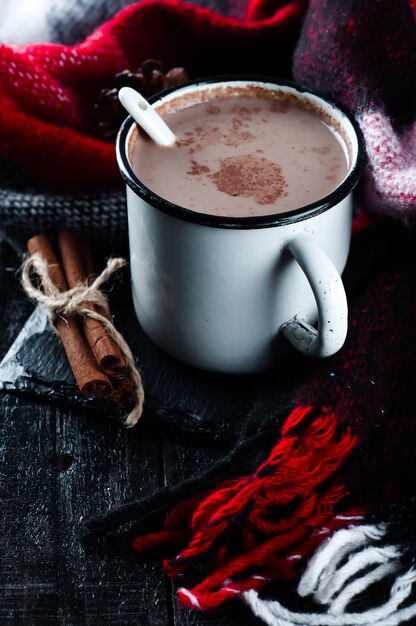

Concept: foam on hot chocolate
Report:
left=129, top=91, right=349, bottom=217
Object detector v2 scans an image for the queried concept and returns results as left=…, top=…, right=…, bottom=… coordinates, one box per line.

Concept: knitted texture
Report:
left=0, top=0, right=135, bottom=45
left=0, top=0, right=304, bottom=191
left=0, top=0, right=304, bottom=243
left=292, top=0, right=416, bottom=221
left=0, top=0, right=243, bottom=46
left=0, top=162, right=127, bottom=248
left=1, top=0, right=415, bottom=241
left=358, top=111, right=416, bottom=221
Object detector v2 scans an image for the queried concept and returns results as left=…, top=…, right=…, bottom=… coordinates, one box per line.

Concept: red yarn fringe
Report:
left=132, top=406, right=359, bottom=610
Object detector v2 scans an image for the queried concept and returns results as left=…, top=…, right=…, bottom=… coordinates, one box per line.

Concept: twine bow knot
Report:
left=22, top=255, right=124, bottom=323
left=21, top=254, right=144, bottom=428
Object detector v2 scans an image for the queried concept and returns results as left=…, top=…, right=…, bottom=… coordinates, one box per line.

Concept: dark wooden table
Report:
left=0, top=238, right=263, bottom=625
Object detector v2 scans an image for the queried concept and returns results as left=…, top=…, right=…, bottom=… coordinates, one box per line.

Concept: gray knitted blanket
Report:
left=0, top=162, right=127, bottom=250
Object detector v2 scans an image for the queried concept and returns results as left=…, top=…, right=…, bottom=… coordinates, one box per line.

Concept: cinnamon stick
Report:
left=111, top=377, right=135, bottom=406
left=27, top=235, right=113, bottom=400
left=57, top=229, right=127, bottom=377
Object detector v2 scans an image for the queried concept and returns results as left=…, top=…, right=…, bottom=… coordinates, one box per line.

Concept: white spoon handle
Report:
left=118, top=86, right=177, bottom=147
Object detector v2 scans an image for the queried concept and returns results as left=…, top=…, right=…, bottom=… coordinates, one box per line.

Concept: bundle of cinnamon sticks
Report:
left=26, top=229, right=133, bottom=406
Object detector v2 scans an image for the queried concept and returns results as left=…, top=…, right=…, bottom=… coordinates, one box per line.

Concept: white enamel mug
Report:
left=117, top=78, right=364, bottom=373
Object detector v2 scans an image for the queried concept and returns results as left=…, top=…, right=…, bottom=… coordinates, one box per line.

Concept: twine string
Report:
left=21, top=254, right=144, bottom=428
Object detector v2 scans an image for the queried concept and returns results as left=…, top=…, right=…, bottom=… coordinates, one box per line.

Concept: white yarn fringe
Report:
left=243, top=523, right=416, bottom=626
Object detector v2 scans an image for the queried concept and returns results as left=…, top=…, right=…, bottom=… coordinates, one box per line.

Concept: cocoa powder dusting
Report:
left=188, top=160, right=211, bottom=175
left=130, top=91, right=349, bottom=217
left=209, top=154, right=287, bottom=205
left=224, top=130, right=255, bottom=147
left=312, top=146, right=331, bottom=155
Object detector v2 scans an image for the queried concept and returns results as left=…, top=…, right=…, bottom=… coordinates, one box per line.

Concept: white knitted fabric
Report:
left=0, top=0, right=51, bottom=44
left=0, top=0, right=134, bottom=44
left=0, top=0, right=240, bottom=45
left=358, top=110, right=416, bottom=221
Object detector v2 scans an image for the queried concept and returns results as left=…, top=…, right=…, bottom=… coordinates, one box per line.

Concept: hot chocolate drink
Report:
left=120, top=80, right=362, bottom=371
left=129, top=90, right=349, bottom=217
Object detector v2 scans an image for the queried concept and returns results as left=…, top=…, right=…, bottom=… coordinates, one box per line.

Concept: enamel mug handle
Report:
left=281, top=232, right=348, bottom=358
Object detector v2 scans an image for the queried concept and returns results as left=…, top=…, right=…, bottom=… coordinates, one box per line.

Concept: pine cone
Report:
left=94, top=60, right=189, bottom=141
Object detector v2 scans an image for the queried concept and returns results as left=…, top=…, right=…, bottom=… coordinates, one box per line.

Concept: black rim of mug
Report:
left=116, top=75, right=366, bottom=230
